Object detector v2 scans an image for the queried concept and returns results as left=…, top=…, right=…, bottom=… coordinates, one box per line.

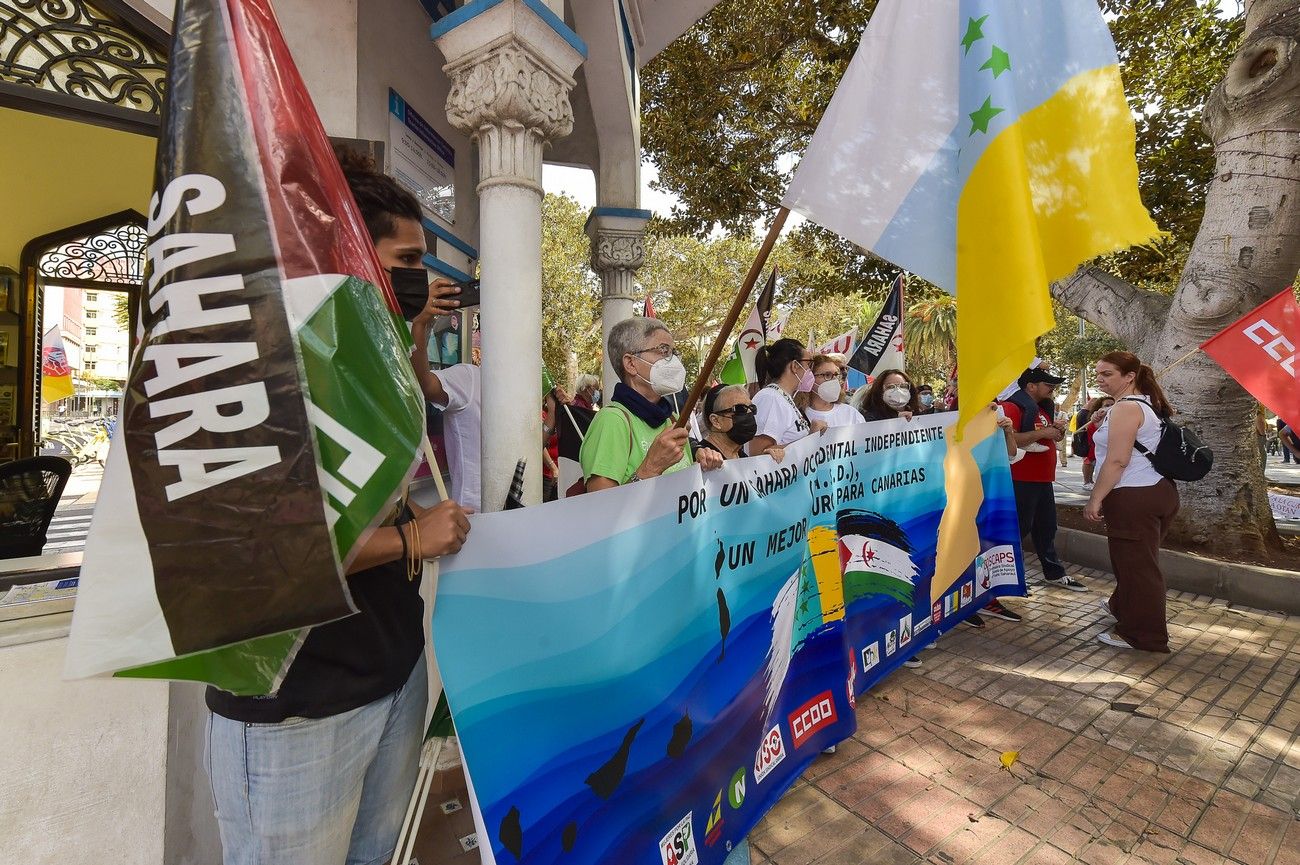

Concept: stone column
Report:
left=586, top=209, right=651, bottom=396
left=434, top=1, right=585, bottom=510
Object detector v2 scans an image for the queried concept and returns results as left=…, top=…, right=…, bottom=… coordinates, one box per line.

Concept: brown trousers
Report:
left=1102, top=479, right=1180, bottom=652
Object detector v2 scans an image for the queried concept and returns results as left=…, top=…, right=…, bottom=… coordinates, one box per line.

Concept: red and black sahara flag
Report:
left=849, top=273, right=906, bottom=377
left=66, top=0, right=426, bottom=693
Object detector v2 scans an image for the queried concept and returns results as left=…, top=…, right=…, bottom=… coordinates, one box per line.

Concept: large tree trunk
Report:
left=1052, top=0, right=1300, bottom=554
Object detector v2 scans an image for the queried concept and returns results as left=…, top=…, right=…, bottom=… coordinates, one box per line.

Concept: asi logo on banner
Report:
left=789, top=691, right=838, bottom=749
left=753, top=725, right=787, bottom=783
left=659, top=813, right=698, bottom=865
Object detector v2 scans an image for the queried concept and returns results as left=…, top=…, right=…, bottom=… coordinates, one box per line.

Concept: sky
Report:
left=542, top=161, right=681, bottom=216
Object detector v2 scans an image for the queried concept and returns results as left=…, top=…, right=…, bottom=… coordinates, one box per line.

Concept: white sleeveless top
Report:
left=1092, top=396, right=1165, bottom=489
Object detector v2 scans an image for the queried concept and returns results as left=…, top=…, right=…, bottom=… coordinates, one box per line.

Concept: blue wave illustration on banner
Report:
left=434, top=414, right=1023, bottom=865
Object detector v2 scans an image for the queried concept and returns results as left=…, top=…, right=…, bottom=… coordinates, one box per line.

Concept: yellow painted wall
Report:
left=0, top=107, right=156, bottom=269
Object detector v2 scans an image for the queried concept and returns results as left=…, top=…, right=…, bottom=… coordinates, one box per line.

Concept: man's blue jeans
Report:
left=205, top=654, right=428, bottom=865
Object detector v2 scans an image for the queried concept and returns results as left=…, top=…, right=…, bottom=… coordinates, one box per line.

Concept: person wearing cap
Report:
left=999, top=367, right=1087, bottom=595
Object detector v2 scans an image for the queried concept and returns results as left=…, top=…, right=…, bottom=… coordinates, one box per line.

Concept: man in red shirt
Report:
left=999, top=367, right=1087, bottom=592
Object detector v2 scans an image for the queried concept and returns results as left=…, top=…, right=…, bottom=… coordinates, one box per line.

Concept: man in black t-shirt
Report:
left=204, top=149, right=472, bottom=865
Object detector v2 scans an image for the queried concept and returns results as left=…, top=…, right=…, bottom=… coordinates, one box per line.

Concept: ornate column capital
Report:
left=434, top=0, right=585, bottom=192
left=591, top=229, right=645, bottom=274
left=445, top=43, right=576, bottom=143
left=585, top=207, right=651, bottom=298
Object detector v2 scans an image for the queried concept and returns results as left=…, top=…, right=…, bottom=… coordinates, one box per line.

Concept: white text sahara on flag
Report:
left=65, top=0, right=426, bottom=694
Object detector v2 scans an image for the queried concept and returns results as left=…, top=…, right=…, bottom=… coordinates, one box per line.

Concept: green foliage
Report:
left=113, top=293, right=130, bottom=330
left=1036, top=302, right=1129, bottom=383
left=904, top=294, right=957, bottom=385
left=641, top=232, right=760, bottom=379
left=642, top=0, right=1241, bottom=298
left=541, top=193, right=602, bottom=387
left=642, top=0, right=875, bottom=238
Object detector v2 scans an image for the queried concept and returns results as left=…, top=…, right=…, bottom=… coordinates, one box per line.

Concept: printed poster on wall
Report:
left=388, top=88, right=456, bottom=224
left=434, top=414, right=1024, bottom=865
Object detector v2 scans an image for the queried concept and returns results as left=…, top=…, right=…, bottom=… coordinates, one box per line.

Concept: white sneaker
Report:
left=1097, top=632, right=1133, bottom=649
left=1043, top=575, right=1088, bottom=592
left=903, top=657, right=922, bottom=668
left=1098, top=599, right=1114, bottom=620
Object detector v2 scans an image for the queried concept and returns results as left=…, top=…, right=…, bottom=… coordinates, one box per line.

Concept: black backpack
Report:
left=1070, top=409, right=1091, bottom=458
left=1121, top=397, right=1213, bottom=481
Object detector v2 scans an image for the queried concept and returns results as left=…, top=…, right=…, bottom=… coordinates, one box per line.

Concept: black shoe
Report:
left=984, top=600, right=1022, bottom=622
left=964, top=614, right=986, bottom=629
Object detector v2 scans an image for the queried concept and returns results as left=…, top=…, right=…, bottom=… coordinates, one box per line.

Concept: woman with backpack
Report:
left=1084, top=351, right=1179, bottom=653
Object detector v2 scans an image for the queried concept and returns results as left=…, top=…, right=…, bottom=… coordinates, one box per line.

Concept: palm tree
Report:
left=905, top=294, right=957, bottom=383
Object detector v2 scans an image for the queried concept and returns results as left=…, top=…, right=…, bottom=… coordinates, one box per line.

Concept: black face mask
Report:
left=390, top=267, right=430, bottom=321
left=724, top=413, right=757, bottom=446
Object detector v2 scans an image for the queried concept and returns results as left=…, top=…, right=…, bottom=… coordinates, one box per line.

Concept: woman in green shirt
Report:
left=580, top=317, right=723, bottom=491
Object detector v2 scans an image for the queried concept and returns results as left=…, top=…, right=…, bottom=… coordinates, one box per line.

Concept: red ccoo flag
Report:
left=1201, top=288, right=1300, bottom=427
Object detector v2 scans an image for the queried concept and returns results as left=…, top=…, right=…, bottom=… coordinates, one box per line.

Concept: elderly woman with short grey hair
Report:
left=579, top=317, right=723, bottom=493
left=572, top=372, right=601, bottom=409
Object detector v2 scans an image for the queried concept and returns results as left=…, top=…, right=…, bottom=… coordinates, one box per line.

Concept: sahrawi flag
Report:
left=783, top=0, right=1158, bottom=431
left=817, top=327, right=858, bottom=357
left=849, top=274, right=905, bottom=377
left=64, top=0, right=425, bottom=694
left=836, top=510, right=918, bottom=608
left=720, top=268, right=779, bottom=385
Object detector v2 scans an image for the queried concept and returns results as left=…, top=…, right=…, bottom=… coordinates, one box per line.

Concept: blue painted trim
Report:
left=430, top=0, right=587, bottom=60
left=584, top=205, right=654, bottom=230
left=423, top=253, right=473, bottom=283
left=423, top=217, right=479, bottom=259
left=594, top=206, right=653, bottom=219
left=617, top=0, right=637, bottom=105
left=430, top=0, right=501, bottom=39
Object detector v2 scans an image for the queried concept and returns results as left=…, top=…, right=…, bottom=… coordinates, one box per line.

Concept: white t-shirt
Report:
left=805, top=403, right=862, bottom=429
left=752, top=384, right=811, bottom=448
left=433, top=363, right=481, bottom=511
left=1093, top=396, right=1164, bottom=489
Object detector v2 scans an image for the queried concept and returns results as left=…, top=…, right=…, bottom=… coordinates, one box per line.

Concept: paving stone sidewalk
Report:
left=751, top=563, right=1300, bottom=865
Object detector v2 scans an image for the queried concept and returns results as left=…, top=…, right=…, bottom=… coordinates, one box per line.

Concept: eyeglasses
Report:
left=712, top=404, right=757, bottom=417
left=630, top=344, right=680, bottom=360
left=814, top=371, right=846, bottom=382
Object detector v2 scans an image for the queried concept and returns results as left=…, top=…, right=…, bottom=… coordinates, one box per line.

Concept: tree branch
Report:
left=1049, top=267, right=1172, bottom=352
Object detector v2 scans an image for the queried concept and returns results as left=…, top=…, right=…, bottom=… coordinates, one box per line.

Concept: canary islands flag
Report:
left=783, top=0, right=1158, bottom=432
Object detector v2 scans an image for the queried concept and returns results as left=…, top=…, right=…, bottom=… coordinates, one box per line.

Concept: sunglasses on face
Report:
left=712, top=404, right=757, bottom=417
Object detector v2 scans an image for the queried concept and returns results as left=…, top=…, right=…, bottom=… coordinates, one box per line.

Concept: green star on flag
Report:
left=960, top=15, right=988, bottom=55
left=981, top=45, right=1011, bottom=78
left=968, top=97, right=1004, bottom=135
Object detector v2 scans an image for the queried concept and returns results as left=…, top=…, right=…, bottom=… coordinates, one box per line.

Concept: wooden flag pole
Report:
left=675, top=206, right=790, bottom=427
